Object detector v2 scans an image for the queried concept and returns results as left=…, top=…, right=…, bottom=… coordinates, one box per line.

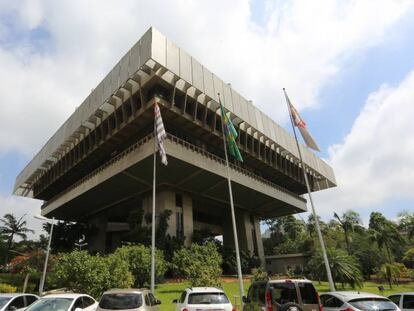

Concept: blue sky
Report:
left=0, top=0, right=413, bottom=236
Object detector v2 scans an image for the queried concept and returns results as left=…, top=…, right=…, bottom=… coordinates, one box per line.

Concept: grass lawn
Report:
left=155, top=280, right=414, bottom=311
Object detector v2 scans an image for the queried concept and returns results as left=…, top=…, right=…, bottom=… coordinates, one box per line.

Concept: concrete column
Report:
left=253, top=215, right=265, bottom=266
left=88, top=213, right=108, bottom=254
left=182, top=194, right=193, bottom=247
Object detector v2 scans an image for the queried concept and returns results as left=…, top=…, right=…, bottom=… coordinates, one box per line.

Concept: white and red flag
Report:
left=284, top=91, right=320, bottom=152
left=154, top=102, right=168, bottom=165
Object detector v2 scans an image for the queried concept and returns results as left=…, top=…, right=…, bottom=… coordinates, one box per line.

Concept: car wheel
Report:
left=280, top=302, right=303, bottom=311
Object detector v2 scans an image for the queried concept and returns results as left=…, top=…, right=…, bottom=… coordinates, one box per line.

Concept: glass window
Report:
left=388, top=296, right=401, bottom=306
left=144, top=295, right=150, bottom=306
left=9, top=297, right=25, bottom=310
left=258, top=283, right=266, bottom=305
left=26, top=298, right=74, bottom=311
left=179, top=292, right=187, bottom=303
left=0, top=297, right=12, bottom=309
left=298, top=283, right=318, bottom=304
left=403, top=295, right=414, bottom=309
left=25, top=296, right=38, bottom=307
left=188, top=293, right=229, bottom=304
left=82, top=297, right=95, bottom=308
left=270, top=282, right=298, bottom=304
left=148, top=294, right=157, bottom=306
left=349, top=298, right=397, bottom=311
left=99, top=294, right=142, bottom=310
left=320, top=295, right=343, bottom=308
left=72, top=298, right=83, bottom=311
left=251, top=285, right=259, bottom=303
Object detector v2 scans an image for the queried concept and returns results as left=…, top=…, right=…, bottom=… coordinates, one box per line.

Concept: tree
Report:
left=377, top=263, right=405, bottom=289
left=333, top=210, right=362, bottom=254
left=369, top=212, right=404, bottom=263
left=398, top=211, right=414, bottom=241
left=173, top=242, right=222, bottom=287
left=307, top=248, right=363, bottom=288
left=0, top=214, right=34, bottom=264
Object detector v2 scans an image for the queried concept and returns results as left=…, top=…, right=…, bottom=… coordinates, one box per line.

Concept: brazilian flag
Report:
left=220, top=101, right=243, bottom=162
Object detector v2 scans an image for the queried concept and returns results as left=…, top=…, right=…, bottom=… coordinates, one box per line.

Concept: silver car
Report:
left=0, top=294, right=39, bottom=311
left=388, top=292, right=414, bottom=311
left=320, top=291, right=400, bottom=311
left=97, top=289, right=161, bottom=311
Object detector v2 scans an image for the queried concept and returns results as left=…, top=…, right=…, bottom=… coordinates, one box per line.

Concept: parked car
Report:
left=242, top=279, right=320, bottom=311
left=0, top=294, right=39, bottom=311
left=97, top=289, right=161, bottom=311
left=25, top=293, right=97, bottom=311
left=388, top=292, right=414, bottom=311
left=173, top=287, right=234, bottom=311
left=320, top=291, right=400, bottom=311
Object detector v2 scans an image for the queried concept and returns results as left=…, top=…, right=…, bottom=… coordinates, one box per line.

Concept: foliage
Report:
left=403, top=248, right=414, bottom=266
left=333, top=210, right=363, bottom=254
left=307, top=248, right=363, bottom=288
left=0, top=283, right=17, bottom=293
left=398, top=211, right=414, bottom=241
left=113, top=244, right=167, bottom=288
left=222, top=248, right=261, bottom=274
left=351, top=232, right=385, bottom=278
left=50, top=250, right=133, bottom=298
left=251, top=267, right=268, bottom=282
left=172, top=242, right=222, bottom=287
left=377, top=262, right=406, bottom=288
left=8, top=250, right=55, bottom=275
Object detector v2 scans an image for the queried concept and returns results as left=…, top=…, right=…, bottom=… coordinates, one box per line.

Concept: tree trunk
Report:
left=23, top=273, right=30, bottom=293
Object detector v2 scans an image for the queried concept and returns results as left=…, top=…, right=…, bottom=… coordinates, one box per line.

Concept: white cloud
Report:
left=315, top=69, right=414, bottom=218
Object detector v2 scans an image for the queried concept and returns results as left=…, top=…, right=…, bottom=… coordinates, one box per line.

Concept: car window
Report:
left=270, top=282, right=298, bottom=304
left=72, top=297, right=83, bottom=311
left=82, top=297, right=95, bottom=308
left=188, top=293, right=229, bottom=304
left=320, top=295, right=343, bottom=308
left=251, top=285, right=259, bottom=303
left=0, top=297, right=12, bottom=309
left=9, top=297, right=25, bottom=310
left=25, top=296, right=38, bottom=307
left=298, top=283, right=318, bottom=304
left=403, top=295, right=414, bottom=309
left=349, top=298, right=397, bottom=311
left=258, top=283, right=266, bottom=305
left=148, top=293, right=157, bottom=306
left=144, top=295, right=150, bottom=306
left=179, top=291, right=187, bottom=303
left=388, top=295, right=401, bottom=306
left=99, top=293, right=142, bottom=310
left=26, top=298, right=74, bottom=311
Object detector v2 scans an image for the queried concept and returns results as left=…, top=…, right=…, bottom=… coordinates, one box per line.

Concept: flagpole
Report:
left=218, top=93, right=244, bottom=307
left=150, top=105, right=157, bottom=294
left=283, top=88, right=335, bottom=292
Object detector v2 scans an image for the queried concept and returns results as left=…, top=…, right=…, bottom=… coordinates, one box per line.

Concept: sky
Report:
left=0, top=0, right=413, bottom=237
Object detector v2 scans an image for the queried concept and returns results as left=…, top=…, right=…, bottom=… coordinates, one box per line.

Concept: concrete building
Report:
left=13, top=28, right=336, bottom=261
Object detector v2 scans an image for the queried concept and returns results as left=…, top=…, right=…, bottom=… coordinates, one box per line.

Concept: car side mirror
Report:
left=242, top=296, right=251, bottom=303
left=172, top=299, right=178, bottom=304
left=155, top=300, right=161, bottom=305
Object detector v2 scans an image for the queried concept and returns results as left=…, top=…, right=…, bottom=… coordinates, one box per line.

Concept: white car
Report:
left=173, top=287, right=234, bottom=311
left=320, top=291, right=400, bottom=311
left=0, top=294, right=39, bottom=311
left=388, top=292, right=414, bottom=311
left=25, top=293, right=98, bottom=311
left=96, top=288, right=161, bottom=311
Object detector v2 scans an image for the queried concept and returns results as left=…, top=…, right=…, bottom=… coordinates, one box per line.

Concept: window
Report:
left=320, top=295, right=343, bottom=308
left=298, top=282, right=318, bottom=304
left=72, top=298, right=83, bottom=311
left=0, top=297, right=12, bottom=309
left=188, top=293, right=229, bottom=304
left=144, top=295, right=150, bottom=306
left=258, top=283, right=266, bottom=304
left=148, top=293, right=157, bottom=306
left=403, top=295, right=414, bottom=309
left=349, top=298, right=397, bottom=311
left=179, top=292, right=187, bottom=304
left=24, top=296, right=38, bottom=307
left=270, top=282, right=298, bottom=304
left=388, top=295, right=401, bottom=306
left=99, top=294, right=142, bottom=310
left=251, top=285, right=259, bottom=303
left=9, top=297, right=25, bottom=310
left=82, top=297, right=95, bottom=308
left=176, top=194, right=183, bottom=207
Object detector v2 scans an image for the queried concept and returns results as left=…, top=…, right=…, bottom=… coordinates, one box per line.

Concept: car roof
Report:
left=42, top=294, right=91, bottom=299
left=389, top=293, right=414, bottom=296
left=322, top=291, right=388, bottom=301
left=0, top=294, right=38, bottom=297
left=269, top=279, right=312, bottom=283
left=186, top=287, right=224, bottom=293
left=102, top=288, right=149, bottom=295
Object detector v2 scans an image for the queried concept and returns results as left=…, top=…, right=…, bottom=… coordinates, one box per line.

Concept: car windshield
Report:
left=298, top=283, right=318, bottom=304
left=0, top=297, right=12, bottom=309
left=99, top=293, right=142, bottom=310
left=188, top=293, right=229, bottom=304
left=26, top=298, right=74, bottom=311
left=349, top=298, right=397, bottom=311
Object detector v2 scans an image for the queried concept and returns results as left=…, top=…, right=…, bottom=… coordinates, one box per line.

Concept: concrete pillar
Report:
left=88, top=213, right=108, bottom=254
left=182, top=194, right=193, bottom=247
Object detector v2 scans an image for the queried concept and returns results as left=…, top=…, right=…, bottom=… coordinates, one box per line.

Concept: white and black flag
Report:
left=154, top=102, right=168, bottom=165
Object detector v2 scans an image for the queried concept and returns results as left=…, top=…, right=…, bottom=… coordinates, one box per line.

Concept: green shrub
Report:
left=0, top=283, right=17, bottom=293
left=251, top=267, right=268, bottom=282
left=173, top=242, right=222, bottom=287
left=50, top=250, right=133, bottom=298
left=113, top=244, right=167, bottom=288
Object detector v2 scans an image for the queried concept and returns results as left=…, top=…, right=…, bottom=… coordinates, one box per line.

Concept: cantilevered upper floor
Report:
left=13, top=27, right=336, bottom=218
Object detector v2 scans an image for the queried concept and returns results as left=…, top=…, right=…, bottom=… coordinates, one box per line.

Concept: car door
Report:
left=388, top=295, right=401, bottom=309
left=82, top=296, right=97, bottom=311
left=320, top=295, right=345, bottom=311
left=6, top=297, right=25, bottom=311
left=402, top=294, right=414, bottom=311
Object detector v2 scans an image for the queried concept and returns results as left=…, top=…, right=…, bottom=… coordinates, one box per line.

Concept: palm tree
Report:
left=334, top=210, right=363, bottom=254
left=398, top=211, right=414, bottom=241
left=0, top=213, right=34, bottom=264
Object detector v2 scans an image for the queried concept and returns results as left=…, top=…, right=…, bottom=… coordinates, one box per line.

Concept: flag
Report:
left=219, top=100, right=243, bottom=162
left=154, top=102, right=168, bottom=165
left=284, top=90, right=320, bottom=152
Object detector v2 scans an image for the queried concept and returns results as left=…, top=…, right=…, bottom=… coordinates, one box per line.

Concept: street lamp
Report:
left=33, top=215, right=55, bottom=295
